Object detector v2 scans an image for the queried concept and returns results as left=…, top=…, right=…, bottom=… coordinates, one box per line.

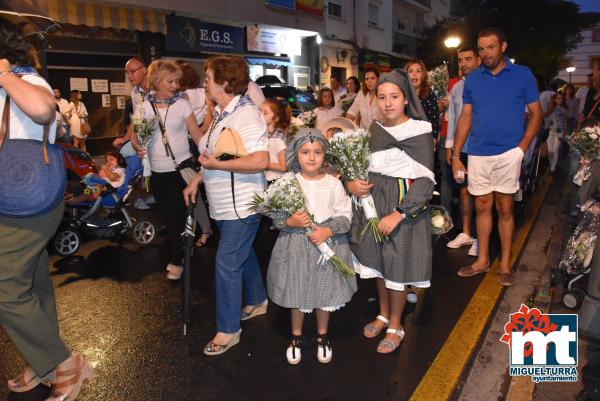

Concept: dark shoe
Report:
left=499, top=272, right=515, bottom=286
left=457, top=264, right=490, bottom=277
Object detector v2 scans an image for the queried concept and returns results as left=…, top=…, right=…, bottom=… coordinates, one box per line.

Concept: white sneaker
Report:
left=286, top=336, right=303, bottom=365
left=316, top=335, right=332, bottom=364
left=468, top=240, right=478, bottom=256
left=447, top=233, right=475, bottom=249
left=406, top=291, right=418, bottom=304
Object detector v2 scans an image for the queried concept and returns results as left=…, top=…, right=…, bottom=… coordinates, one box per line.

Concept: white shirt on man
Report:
left=576, top=86, right=590, bottom=115
left=142, top=98, right=194, bottom=173
left=0, top=74, right=57, bottom=143
left=198, top=95, right=268, bottom=220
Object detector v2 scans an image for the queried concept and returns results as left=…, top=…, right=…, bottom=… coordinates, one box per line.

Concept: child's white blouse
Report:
left=295, top=173, right=352, bottom=225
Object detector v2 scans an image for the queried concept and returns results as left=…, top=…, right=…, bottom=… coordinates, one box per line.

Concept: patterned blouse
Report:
left=420, top=91, right=440, bottom=139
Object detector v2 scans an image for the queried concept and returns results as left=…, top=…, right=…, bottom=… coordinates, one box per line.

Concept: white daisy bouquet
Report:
left=430, top=205, right=453, bottom=235
left=430, top=64, right=449, bottom=98
left=568, top=125, right=600, bottom=160
left=339, top=97, right=355, bottom=113
left=131, top=106, right=156, bottom=189
left=298, top=109, right=317, bottom=128
left=559, top=200, right=600, bottom=275
left=326, top=129, right=386, bottom=242
left=250, top=173, right=355, bottom=277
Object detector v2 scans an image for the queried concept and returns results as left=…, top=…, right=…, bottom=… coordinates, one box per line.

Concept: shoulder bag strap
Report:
left=149, top=101, right=177, bottom=168
left=0, top=95, right=50, bottom=164
left=0, top=94, right=10, bottom=152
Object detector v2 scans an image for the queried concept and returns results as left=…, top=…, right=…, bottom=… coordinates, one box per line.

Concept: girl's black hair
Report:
left=105, top=150, right=127, bottom=168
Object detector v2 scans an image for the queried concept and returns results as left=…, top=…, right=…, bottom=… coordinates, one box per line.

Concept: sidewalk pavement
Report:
left=455, top=172, right=584, bottom=401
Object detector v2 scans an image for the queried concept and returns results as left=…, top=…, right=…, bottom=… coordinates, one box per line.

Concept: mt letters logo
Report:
left=500, top=304, right=578, bottom=383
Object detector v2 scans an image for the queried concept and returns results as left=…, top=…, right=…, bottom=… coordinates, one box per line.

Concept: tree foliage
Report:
left=417, top=0, right=597, bottom=79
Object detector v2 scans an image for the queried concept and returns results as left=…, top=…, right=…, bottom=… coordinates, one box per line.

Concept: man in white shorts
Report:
left=451, top=27, right=542, bottom=286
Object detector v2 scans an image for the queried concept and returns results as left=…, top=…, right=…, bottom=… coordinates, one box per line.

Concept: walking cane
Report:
left=182, top=193, right=195, bottom=336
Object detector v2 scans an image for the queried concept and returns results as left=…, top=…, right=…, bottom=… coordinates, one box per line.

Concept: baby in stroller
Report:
left=53, top=151, right=156, bottom=256
left=66, top=150, right=126, bottom=205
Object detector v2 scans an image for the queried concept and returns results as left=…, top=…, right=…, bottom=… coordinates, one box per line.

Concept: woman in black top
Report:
left=405, top=59, right=440, bottom=142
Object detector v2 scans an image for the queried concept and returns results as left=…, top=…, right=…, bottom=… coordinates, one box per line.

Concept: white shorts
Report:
left=467, top=147, right=524, bottom=196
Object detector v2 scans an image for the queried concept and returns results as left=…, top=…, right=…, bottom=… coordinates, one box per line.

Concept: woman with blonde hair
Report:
left=133, top=59, right=204, bottom=280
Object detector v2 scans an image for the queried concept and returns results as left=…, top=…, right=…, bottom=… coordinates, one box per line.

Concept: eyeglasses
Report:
left=125, top=65, right=144, bottom=75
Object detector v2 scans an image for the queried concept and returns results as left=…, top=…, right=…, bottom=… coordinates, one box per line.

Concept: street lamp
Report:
left=566, top=66, right=576, bottom=83
left=444, top=36, right=461, bottom=77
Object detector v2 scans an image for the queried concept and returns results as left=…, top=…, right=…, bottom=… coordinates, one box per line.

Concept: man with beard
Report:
left=451, top=27, right=542, bottom=286
left=445, top=46, right=481, bottom=257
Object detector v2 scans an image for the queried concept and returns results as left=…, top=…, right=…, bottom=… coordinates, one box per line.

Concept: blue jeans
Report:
left=214, top=214, right=267, bottom=333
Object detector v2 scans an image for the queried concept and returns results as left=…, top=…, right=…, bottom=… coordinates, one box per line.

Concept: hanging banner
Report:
left=166, top=15, right=244, bottom=54
left=265, top=0, right=295, bottom=11
left=247, top=25, right=301, bottom=56
left=297, top=0, right=323, bottom=16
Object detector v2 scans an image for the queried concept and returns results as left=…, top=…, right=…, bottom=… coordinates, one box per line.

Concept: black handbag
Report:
left=0, top=96, right=66, bottom=218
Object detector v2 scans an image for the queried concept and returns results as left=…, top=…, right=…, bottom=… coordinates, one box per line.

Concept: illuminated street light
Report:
left=444, top=36, right=461, bottom=77
left=444, top=36, right=461, bottom=49
left=566, top=66, right=576, bottom=82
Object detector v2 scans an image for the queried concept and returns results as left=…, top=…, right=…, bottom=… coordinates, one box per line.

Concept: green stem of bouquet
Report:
left=360, top=217, right=388, bottom=243
left=329, top=255, right=356, bottom=277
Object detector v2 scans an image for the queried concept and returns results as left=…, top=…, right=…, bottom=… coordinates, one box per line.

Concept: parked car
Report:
left=257, top=75, right=317, bottom=116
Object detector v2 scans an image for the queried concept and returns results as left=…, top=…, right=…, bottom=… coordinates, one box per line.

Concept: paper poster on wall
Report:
left=92, top=79, right=109, bottom=93
left=110, top=82, right=129, bottom=96
left=116, top=96, right=126, bottom=109
left=246, top=25, right=301, bottom=56
left=69, top=77, right=88, bottom=92
left=101, top=94, right=111, bottom=108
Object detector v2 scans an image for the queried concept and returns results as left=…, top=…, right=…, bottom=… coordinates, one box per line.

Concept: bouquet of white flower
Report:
left=430, top=64, right=449, bottom=98
left=131, top=108, right=156, bottom=189
left=298, top=109, right=317, bottom=128
left=559, top=200, right=600, bottom=275
left=326, top=129, right=387, bottom=242
left=250, top=173, right=355, bottom=277
left=430, top=205, right=453, bottom=235
left=339, top=97, right=355, bottom=113
left=568, top=125, right=600, bottom=160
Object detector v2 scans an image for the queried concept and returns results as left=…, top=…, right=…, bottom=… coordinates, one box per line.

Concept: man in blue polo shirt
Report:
left=451, top=27, right=542, bottom=286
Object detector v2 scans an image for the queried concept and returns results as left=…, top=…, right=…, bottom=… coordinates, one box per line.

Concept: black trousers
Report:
left=150, top=170, right=187, bottom=265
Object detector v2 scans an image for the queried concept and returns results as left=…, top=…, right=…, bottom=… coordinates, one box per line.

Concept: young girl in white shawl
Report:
left=347, top=69, right=435, bottom=354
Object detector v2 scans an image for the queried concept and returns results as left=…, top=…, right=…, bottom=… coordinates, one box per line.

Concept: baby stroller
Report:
left=52, top=155, right=156, bottom=257
left=556, top=200, right=600, bottom=310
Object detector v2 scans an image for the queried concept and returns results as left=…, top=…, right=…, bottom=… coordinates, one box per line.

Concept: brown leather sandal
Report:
left=45, top=354, right=95, bottom=401
left=457, top=264, right=490, bottom=277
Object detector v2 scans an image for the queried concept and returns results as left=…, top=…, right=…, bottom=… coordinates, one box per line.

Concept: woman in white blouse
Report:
left=346, top=67, right=382, bottom=129
left=132, top=59, right=204, bottom=280
left=183, top=55, right=269, bottom=356
left=314, top=87, right=342, bottom=132
left=67, top=89, right=89, bottom=151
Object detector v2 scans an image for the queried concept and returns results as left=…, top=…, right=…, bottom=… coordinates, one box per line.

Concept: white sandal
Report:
left=377, top=328, right=405, bottom=354
left=363, top=315, right=389, bottom=338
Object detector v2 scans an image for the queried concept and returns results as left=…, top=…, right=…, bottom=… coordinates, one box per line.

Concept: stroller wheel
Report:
left=53, top=229, right=81, bottom=257
left=562, top=288, right=586, bottom=310
left=132, top=219, right=155, bottom=246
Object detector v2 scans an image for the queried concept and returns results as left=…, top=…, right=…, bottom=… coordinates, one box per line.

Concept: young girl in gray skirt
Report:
left=267, top=128, right=357, bottom=365
left=347, top=69, right=435, bottom=354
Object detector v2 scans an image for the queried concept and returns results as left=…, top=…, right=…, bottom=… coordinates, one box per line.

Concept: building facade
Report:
left=557, top=24, right=600, bottom=86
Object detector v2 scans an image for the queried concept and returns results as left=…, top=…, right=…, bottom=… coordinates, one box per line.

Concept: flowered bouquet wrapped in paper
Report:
left=131, top=104, right=156, bottom=190
left=326, top=129, right=386, bottom=242
left=568, top=126, right=600, bottom=186
left=559, top=200, right=600, bottom=275
left=250, top=173, right=355, bottom=277
left=430, top=205, right=453, bottom=235
left=339, top=97, right=355, bottom=113
left=430, top=64, right=449, bottom=98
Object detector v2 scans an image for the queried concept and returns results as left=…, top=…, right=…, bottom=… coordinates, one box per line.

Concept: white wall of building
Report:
left=556, top=25, right=600, bottom=86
